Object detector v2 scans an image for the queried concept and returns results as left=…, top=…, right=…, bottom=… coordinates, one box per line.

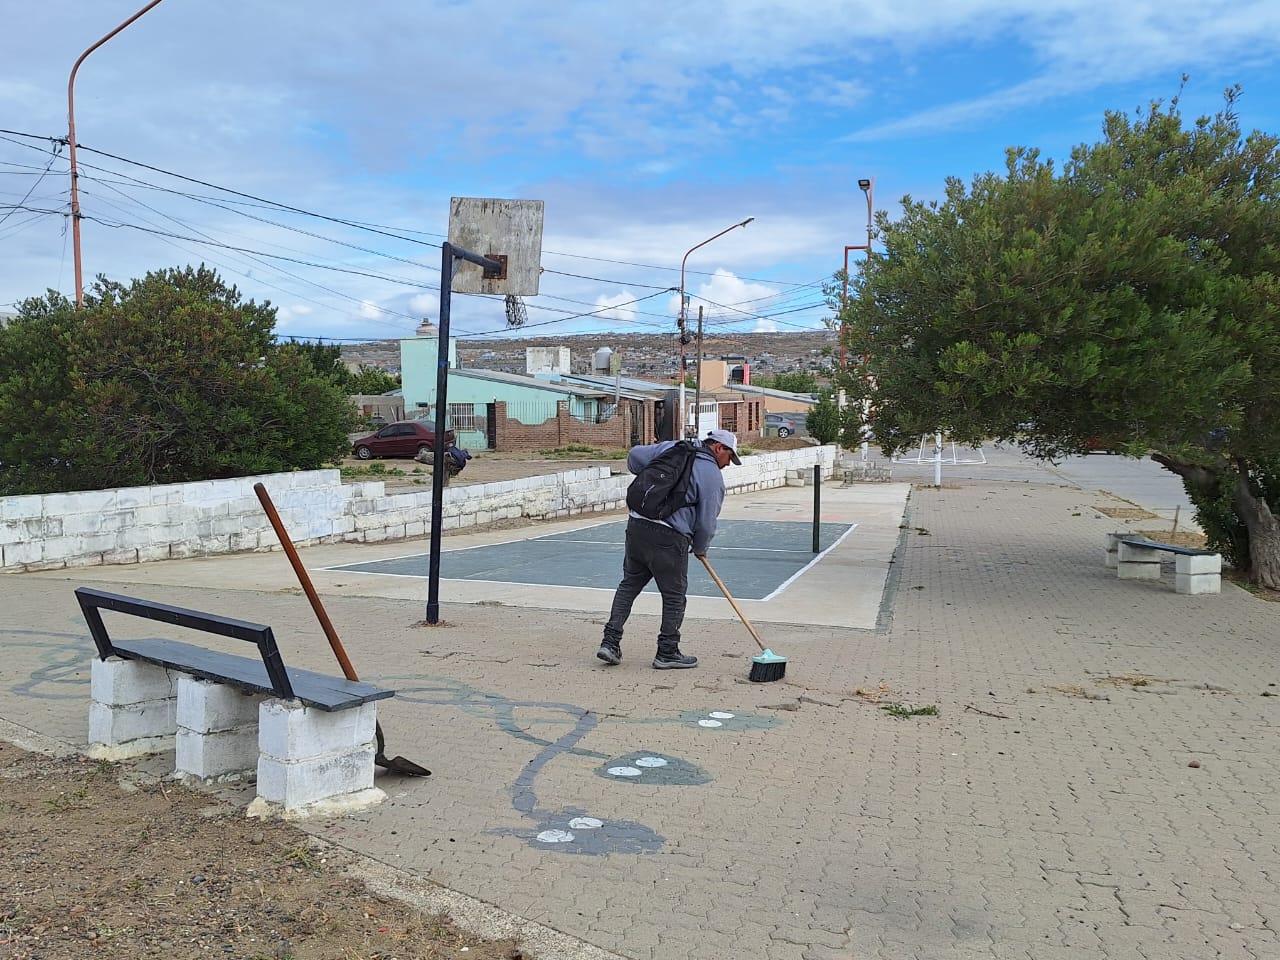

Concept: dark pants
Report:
left=603, top=517, right=690, bottom=648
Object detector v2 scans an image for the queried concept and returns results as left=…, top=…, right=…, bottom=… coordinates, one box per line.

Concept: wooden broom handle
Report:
left=253, top=482, right=360, bottom=682
left=697, top=554, right=767, bottom=652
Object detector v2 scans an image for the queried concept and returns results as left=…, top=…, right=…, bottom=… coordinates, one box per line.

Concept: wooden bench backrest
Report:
left=77, top=587, right=393, bottom=711
left=77, top=586, right=297, bottom=699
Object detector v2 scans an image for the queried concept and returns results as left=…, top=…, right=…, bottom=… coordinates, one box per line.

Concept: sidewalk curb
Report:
left=350, top=857, right=632, bottom=960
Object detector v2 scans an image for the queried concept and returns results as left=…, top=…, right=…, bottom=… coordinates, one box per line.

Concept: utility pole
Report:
left=67, top=0, right=166, bottom=307
left=692, top=306, right=706, bottom=437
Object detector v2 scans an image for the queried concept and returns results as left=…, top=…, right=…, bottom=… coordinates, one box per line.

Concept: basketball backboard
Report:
left=447, top=197, right=544, bottom=296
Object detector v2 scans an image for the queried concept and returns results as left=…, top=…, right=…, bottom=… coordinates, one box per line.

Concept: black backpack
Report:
left=626, top=441, right=699, bottom=520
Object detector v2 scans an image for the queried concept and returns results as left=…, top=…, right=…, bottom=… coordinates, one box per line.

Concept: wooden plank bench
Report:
left=77, top=587, right=394, bottom=817
left=1104, top=536, right=1222, bottom=595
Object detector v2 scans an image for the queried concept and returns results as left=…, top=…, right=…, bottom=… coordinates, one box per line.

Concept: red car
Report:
left=351, top=420, right=456, bottom=460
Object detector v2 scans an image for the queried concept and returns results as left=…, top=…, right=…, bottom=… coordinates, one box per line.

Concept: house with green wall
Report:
left=399, top=335, right=658, bottom=449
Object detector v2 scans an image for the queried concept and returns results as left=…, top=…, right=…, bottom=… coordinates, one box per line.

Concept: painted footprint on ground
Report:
left=596, top=751, right=711, bottom=786
left=387, top=680, right=782, bottom=855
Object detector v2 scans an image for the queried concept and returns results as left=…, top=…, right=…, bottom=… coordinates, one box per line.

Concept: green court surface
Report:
left=325, top=519, right=856, bottom=600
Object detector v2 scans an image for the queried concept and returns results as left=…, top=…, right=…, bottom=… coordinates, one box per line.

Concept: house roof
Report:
left=716, top=383, right=819, bottom=405
left=450, top=366, right=611, bottom=398
left=550, top=373, right=673, bottom=396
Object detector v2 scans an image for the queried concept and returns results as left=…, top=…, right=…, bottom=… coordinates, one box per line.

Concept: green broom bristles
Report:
left=748, top=648, right=788, bottom=683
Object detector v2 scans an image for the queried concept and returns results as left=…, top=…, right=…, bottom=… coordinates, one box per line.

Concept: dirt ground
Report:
left=1, top=741, right=524, bottom=960
left=341, top=435, right=819, bottom=490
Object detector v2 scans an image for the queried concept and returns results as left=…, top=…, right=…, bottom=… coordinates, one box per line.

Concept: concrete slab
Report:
left=34, top=479, right=910, bottom=632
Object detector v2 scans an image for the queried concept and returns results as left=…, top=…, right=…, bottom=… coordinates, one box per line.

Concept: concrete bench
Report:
left=1103, top=534, right=1222, bottom=594
left=77, top=587, right=394, bottom=818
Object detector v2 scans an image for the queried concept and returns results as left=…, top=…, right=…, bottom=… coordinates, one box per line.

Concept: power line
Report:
left=78, top=213, right=441, bottom=289
left=76, top=161, right=442, bottom=275
left=74, top=141, right=443, bottom=252
left=69, top=140, right=809, bottom=292
left=454, top=289, right=675, bottom=338
left=2, top=127, right=837, bottom=330
left=77, top=182, right=423, bottom=332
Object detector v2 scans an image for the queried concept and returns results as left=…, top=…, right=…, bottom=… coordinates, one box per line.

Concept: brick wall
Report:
left=492, top=400, right=642, bottom=451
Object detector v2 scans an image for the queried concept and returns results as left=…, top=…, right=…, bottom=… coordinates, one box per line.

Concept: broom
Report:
left=697, top=555, right=788, bottom=682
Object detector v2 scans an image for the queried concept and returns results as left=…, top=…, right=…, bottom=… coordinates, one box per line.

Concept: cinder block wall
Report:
left=1, top=447, right=837, bottom=573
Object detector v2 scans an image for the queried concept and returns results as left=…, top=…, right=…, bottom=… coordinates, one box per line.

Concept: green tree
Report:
left=0, top=291, right=83, bottom=490
left=806, top=391, right=841, bottom=445
left=291, top=340, right=349, bottom=385
left=0, top=266, right=357, bottom=494
left=755, top=371, right=818, bottom=393
left=348, top=365, right=401, bottom=395
left=838, top=86, right=1280, bottom=586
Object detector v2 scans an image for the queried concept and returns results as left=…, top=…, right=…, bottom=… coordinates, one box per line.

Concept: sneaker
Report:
left=652, top=649, right=698, bottom=669
left=596, top=641, right=622, bottom=665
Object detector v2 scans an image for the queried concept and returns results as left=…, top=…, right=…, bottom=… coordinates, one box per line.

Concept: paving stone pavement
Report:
left=2, top=462, right=1278, bottom=960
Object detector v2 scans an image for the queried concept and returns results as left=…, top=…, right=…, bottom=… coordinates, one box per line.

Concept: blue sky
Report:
left=3, top=1, right=1279, bottom=347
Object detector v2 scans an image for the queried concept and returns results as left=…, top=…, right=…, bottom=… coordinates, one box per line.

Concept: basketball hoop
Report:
left=504, top=294, right=528, bottom=328
left=424, top=198, right=545, bottom=624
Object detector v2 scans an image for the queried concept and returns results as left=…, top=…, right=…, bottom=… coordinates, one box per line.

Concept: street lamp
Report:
left=840, top=177, right=874, bottom=368
left=677, top=216, right=753, bottom=438
left=67, top=0, right=167, bottom=307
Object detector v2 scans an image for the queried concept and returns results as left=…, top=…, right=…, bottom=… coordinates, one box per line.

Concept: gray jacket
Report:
left=626, top=440, right=726, bottom=555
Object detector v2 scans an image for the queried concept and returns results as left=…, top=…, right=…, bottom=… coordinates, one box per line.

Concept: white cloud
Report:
left=593, top=291, right=642, bottom=326
left=275, top=303, right=314, bottom=326
left=408, top=293, right=438, bottom=316
left=4, top=0, right=1278, bottom=342
left=841, top=0, right=1280, bottom=142
left=695, top=270, right=781, bottom=317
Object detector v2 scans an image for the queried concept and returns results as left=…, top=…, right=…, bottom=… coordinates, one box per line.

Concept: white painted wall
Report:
left=1, top=446, right=838, bottom=573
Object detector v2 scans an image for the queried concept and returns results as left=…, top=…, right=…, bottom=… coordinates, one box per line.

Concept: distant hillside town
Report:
left=340, top=329, right=839, bottom=383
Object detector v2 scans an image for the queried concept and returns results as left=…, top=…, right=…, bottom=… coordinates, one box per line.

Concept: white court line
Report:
left=323, top=521, right=858, bottom=601
left=758, top=523, right=859, bottom=602
left=317, top=567, right=431, bottom=580
left=540, top=537, right=833, bottom=555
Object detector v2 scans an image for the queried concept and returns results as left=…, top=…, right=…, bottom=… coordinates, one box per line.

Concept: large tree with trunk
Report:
left=837, top=86, right=1280, bottom=587
left=0, top=266, right=356, bottom=495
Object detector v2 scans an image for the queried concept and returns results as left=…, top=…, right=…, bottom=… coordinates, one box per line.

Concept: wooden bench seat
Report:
left=110, top=638, right=392, bottom=712
left=1117, top=538, right=1211, bottom=557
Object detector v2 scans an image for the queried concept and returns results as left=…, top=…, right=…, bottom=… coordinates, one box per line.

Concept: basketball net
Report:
left=504, top=294, right=527, bottom=328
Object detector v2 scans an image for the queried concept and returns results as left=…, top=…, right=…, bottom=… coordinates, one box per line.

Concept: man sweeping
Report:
left=596, top=428, right=741, bottom=670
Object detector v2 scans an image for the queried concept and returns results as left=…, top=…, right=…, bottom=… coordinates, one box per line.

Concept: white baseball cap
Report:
left=705, top=429, right=741, bottom=464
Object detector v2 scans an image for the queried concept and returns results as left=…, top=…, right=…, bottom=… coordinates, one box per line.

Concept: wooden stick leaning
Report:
left=252, top=483, right=430, bottom=776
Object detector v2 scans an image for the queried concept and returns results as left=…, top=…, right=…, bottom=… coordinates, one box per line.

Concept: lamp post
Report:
left=839, top=177, right=874, bottom=369
left=677, top=216, right=753, bottom=438
left=843, top=178, right=875, bottom=460
left=67, top=0, right=166, bottom=307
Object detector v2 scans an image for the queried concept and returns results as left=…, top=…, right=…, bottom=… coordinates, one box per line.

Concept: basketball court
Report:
left=324, top=519, right=857, bottom=601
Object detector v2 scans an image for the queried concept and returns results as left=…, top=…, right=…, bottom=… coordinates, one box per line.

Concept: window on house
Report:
left=447, top=403, right=480, bottom=432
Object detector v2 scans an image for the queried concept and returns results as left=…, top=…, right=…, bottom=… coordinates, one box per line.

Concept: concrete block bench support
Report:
left=1104, top=532, right=1126, bottom=569
left=1109, top=538, right=1222, bottom=595
left=77, top=587, right=393, bottom=818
